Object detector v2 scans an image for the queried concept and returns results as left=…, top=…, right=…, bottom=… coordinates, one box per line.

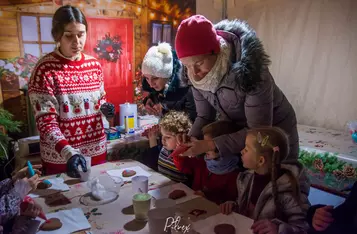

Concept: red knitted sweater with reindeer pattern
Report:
left=28, top=52, right=107, bottom=175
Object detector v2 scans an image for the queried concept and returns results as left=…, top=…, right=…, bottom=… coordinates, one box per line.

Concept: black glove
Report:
left=100, top=102, right=115, bottom=119
left=66, top=154, right=87, bottom=178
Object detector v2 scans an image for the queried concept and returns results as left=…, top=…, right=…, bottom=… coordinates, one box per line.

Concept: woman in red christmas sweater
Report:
left=173, top=120, right=244, bottom=204
left=28, top=5, right=113, bottom=177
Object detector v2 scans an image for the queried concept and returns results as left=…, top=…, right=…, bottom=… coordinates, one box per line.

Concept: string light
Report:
left=150, top=12, right=155, bottom=19
left=137, top=7, right=141, bottom=13
left=163, top=16, right=167, bottom=21
left=173, top=20, right=178, bottom=26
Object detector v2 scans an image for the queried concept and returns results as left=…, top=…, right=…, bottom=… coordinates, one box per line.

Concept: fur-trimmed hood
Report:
left=214, top=19, right=271, bottom=92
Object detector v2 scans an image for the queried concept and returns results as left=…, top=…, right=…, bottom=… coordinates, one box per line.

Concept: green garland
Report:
left=298, top=149, right=357, bottom=178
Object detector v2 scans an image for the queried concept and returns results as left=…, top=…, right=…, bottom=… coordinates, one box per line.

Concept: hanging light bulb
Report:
left=150, top=12, right=155, bottom=19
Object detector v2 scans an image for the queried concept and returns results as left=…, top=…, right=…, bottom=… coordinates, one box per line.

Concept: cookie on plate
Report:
left=168, top=190, right=187, bottom=200
left=214, top=224, right=235, bottom=234
left=39, top=218, right=62, bottom=231
left=37, top=180, right=52, bottom=189
left=122, top=169, right=136, bottom=177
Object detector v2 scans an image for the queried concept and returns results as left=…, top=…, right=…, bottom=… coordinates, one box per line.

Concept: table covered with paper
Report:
left=33, top=160, right=254, bottom=233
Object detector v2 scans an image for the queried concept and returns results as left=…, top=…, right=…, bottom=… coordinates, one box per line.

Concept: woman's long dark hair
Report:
left=52, top=5, right=88, bottom=42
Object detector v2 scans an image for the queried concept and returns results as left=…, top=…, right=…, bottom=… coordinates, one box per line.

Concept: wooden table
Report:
left=34, top=160, right=212, bottom=233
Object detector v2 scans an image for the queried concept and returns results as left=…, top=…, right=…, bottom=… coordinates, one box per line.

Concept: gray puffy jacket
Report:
left=236, top=162, right=311, bottom=234
left=189, top=19, right=299, bottom=160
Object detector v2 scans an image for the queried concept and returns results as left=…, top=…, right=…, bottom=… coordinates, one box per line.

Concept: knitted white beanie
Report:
left=142, top=42, right=173, bottom=79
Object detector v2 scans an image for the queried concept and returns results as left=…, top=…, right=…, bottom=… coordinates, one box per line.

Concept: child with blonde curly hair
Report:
left=143, top=111, right=193, bottom=185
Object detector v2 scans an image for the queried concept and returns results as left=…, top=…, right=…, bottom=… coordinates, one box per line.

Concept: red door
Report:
left=85, top=18, right=134, bottom=124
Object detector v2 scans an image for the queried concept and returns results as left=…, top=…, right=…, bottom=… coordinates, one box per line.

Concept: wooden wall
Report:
left=0, top=11, right=21, bottom=60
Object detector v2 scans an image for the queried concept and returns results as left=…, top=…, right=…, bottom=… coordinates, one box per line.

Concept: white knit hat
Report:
left=142, top=42, right=173, bottom=78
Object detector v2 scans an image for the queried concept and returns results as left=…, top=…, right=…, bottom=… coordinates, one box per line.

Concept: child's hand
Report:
left=21, top=201, right=43, bottom=218
left=194, top=190, right=205, bottom=197
left=147, top=125, right=160, bottom=139
left=12, top=164, right=42, bottom=181
left=312, top=205, right=334, bottom=231
left=220, top=201, right=236, bottom=215
left=24, top=174, right=41, bottom=192
left=251, top=219, right=278, bottom=234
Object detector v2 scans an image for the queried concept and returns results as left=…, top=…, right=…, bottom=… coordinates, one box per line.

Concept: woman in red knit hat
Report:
left=175, top=15, right=299, bottom=162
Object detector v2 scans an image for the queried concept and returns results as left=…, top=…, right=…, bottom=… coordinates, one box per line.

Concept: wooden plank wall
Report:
left=0, top=11, right=21, bottom=59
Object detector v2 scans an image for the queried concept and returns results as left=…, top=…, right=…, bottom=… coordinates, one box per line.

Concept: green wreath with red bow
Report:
left=94, top=33, right=123, bottom=63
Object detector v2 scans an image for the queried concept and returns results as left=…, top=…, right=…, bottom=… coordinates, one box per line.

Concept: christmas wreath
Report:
left=94, top=33, right=123, bottom=62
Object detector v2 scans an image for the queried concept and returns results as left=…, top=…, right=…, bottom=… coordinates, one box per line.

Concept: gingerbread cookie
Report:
left=168, top=190, right=186, bottom=200
left=39, top=218, right=62, bottom=231
left=37, top=180, right=52, bottom=189
left=122, top=169, right=136, bottom=177
left=214, top=224, right=235, bottom=234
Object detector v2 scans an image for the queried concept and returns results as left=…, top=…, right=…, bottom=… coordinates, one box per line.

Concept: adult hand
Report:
left=220, top=201, right=236, bottom=215
left=251, top=219, right=278, bottom=234
left=152, top=104, right=162, bottom=116
left=66, top=154, right=87, bottom=178
left=312, top=205, right=334, bottom=231
left=21, top=201, right=43, bottom=218
left=175, top=134, right=197, bottom=147
left=181, top=139, right=216, bottom=157
left=144, top=98, right=158, bottom=115
left=12, top=164, right=42, bottom=182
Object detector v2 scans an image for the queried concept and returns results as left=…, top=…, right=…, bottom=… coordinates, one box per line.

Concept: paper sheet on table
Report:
left=192, top=212, right=254, bottom=234
left=37, top=208, right=91, bottom=234
left=106, top=166, right=151, bottom=182
left=148, top=183, right=199, bottom=204
left=28, top=177, right=70, bottom=198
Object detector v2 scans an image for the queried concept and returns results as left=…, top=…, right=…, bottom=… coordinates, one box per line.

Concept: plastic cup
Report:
left=132, top=176, right=149, bottom=193
left=148, top=208, right=176, bottom=234
left=132, top=193, right=152, bottom=221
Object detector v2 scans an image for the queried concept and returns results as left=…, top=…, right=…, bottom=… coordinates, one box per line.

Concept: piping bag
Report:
left=22, top=161, right=49, bottom=222
left=20, top=196, right=48, bottom=221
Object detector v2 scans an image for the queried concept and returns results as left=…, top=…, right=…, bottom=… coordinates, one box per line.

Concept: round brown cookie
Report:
left=168, top=190, right=187, bottom=200
left=39, top=218, right=62, bottom=231
left=122, top=170, right=136, bottom=177
left=37, top=181, right=52, bottom=189
left=214, top=224, right=235, bottom=234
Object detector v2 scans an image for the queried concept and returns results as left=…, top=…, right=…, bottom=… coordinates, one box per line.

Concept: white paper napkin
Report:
left=106, top=166, right=151, bottom=182
left=28, top=177, right=70, bottom=198
left=37, top=208, right=91, bottom=234
left=148, top=183, right=199, bottom=204
left=192, top=212, right=254, bottom=234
